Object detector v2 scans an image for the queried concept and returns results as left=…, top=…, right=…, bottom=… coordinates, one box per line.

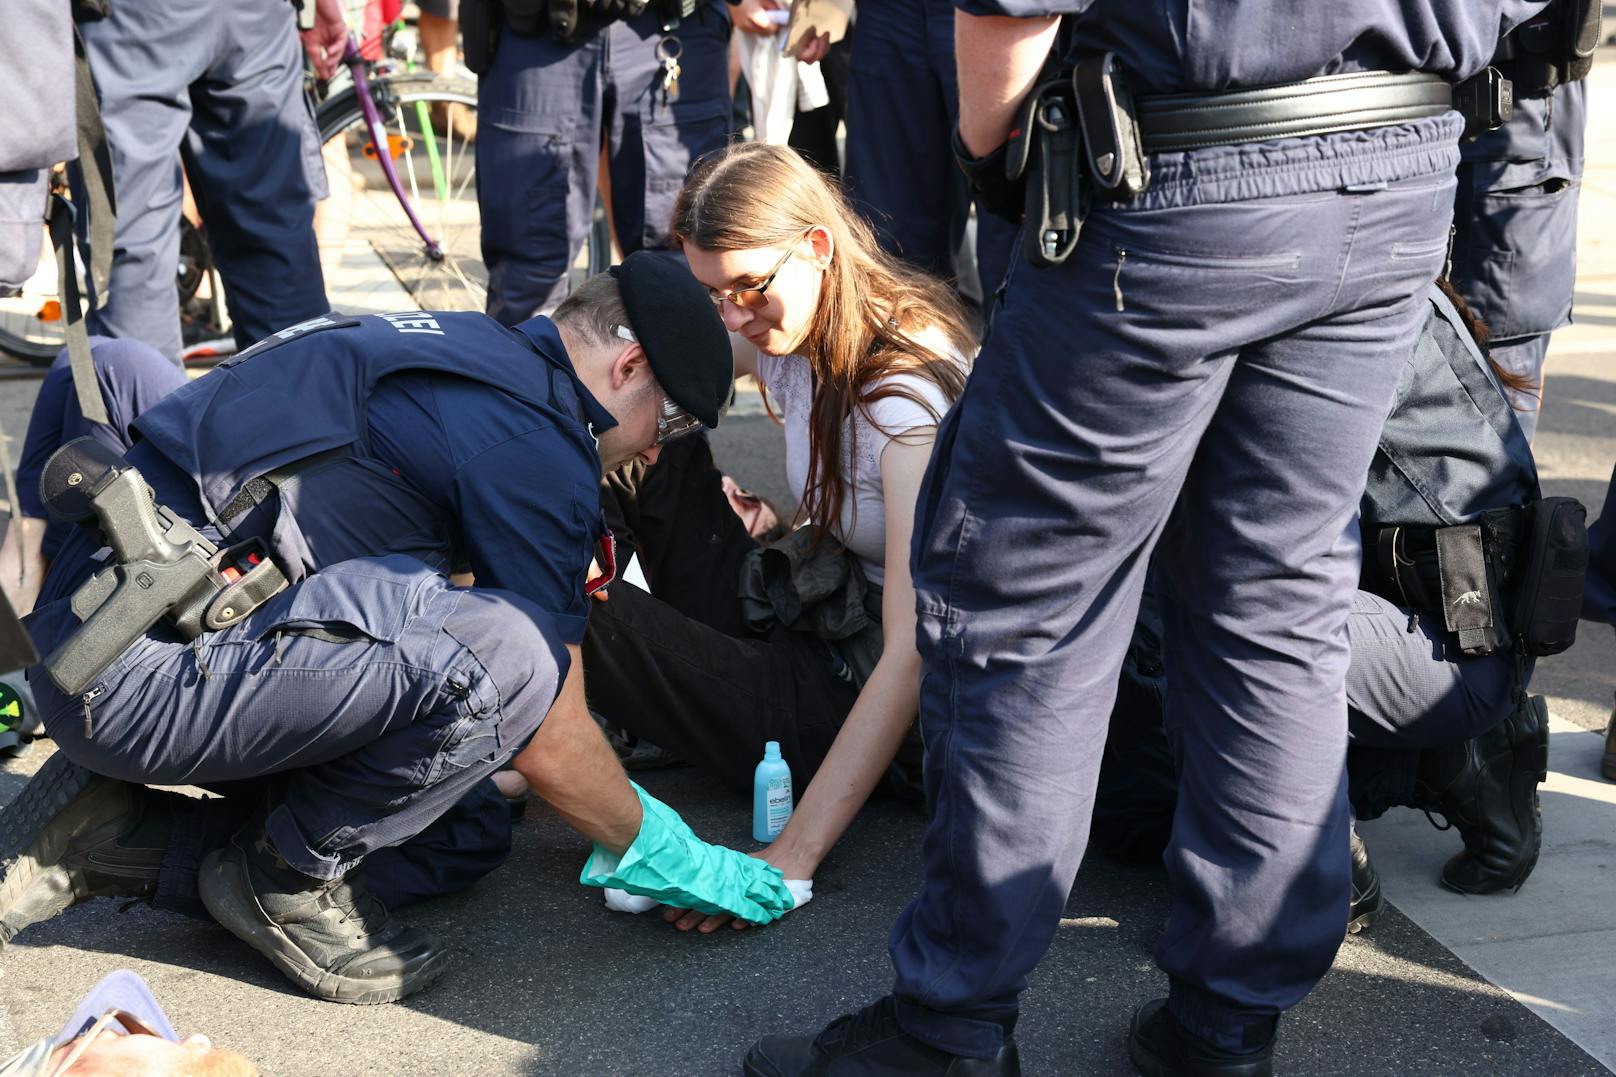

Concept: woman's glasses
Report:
left=709, top=240, right=804, bottom=311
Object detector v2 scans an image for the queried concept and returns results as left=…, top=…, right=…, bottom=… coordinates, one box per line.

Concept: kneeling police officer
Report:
left=0, top=252, right=733, bottom=1004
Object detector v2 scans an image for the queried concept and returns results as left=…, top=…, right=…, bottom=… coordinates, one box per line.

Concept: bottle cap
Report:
left=764, top=740, right=781, bottom=759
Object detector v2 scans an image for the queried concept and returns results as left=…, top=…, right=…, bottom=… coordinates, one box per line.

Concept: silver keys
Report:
left=657, top=36, right=683, bottom=101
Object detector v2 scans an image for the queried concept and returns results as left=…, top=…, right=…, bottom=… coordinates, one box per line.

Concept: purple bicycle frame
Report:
left=342, top=34, right=445, bottom=261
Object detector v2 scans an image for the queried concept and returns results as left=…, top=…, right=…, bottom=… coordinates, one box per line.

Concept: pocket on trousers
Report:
left=249, top=562, right=419, bottom=644
left=1453, top=177, right=1580, bottom=338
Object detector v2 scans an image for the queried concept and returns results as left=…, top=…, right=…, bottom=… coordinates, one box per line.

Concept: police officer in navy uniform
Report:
left=1448, top=0, right=1597, bottom=442
left=841, top=0, right=1021, bottom=305
left=72, top=0, right=343, bottom=360
left=0, top=252, right=734, bottom=1004
left=742, top=4, right=1550, bottom=1076
left=473, top=0, right=732, bottom=323
left=1091, top=283, right=1556, bottom=928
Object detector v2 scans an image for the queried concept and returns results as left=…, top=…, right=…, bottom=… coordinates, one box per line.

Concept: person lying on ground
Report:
left=0, top=968, right=256, bottom=1076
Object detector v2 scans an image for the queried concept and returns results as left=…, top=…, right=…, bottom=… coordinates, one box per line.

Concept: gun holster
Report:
left=39, top=438, right=289, bottom=699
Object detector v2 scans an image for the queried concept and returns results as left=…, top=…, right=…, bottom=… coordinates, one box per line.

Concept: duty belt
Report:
left=1014, top=59, right=1472, bottom=267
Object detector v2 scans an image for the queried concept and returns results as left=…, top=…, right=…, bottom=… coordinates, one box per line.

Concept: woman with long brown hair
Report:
left=580, top=142, right=976, bottom=929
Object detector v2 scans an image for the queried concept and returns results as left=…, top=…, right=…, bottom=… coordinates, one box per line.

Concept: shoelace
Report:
left=329, top=880, right=392, bottom=939
left=820, top=999, right=898, bottom=1054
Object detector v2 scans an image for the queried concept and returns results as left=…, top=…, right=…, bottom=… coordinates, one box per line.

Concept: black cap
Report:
left=609, top=250, right=732, bottom=428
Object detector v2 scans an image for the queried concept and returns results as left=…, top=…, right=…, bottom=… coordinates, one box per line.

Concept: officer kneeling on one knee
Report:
left=0, top=252, right=736, bottom=1004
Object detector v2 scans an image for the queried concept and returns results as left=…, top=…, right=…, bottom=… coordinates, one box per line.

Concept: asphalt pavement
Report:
left=3, top=50, right=1616, bottom=1077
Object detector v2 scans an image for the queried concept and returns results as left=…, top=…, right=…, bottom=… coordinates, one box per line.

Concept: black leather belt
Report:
left=1135, top=71, right=1455, bottom=154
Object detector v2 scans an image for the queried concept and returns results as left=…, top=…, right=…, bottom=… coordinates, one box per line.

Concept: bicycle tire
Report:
left=315, top=72, right=610, bottom=319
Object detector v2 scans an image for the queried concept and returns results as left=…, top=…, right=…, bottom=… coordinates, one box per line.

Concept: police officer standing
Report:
left=73, top=0, right=340, bottom=360
left=841, top=0, right=1020, bottom=303
left=1448, top=0, right=1599, bottom=441
left=472, top=0, right=732, bottom=323
left=743, top=4, right=1547, bottom=1076
left=0, top=253, right=747, bottom=1004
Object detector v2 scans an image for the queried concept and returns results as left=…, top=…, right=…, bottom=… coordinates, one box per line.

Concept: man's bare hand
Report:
left=732, top=0, right=785, bottom=35
left=300, top=0, right=348, bottom=81
left=792, top=29, right=831, bottom=63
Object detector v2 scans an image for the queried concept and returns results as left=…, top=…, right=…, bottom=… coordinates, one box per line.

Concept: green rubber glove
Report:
left=579, top=782, right=797, bottom=924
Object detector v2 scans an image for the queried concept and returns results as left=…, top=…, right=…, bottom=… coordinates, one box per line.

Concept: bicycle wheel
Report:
left=315, top=72, right=612, bottom=316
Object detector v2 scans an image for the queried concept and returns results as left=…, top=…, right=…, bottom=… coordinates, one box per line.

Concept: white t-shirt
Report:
left=755, top=333, right=963, bottom=586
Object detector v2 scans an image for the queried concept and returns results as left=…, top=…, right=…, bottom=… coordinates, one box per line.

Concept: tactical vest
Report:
left=132, top=311, right=602, bottom=586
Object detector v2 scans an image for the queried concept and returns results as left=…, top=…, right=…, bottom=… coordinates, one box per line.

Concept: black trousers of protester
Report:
left=584, top=436, right=860, bottom=793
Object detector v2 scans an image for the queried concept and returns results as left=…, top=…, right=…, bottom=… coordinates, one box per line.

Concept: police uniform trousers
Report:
left=76, top=0, right=329, bottom=360
left=476, top=5, right=731, bottom=324
left=25, top=556, right=563, bottom=912
left=1586, top=462, right=1616, bottom=628
left=1450, top=81, right=1587, bottom=441
left=889, top=115, right=1463, bottom=1057
left=840, top=0, right=1018, bottom=299
left=15, top=338, right=187, bottom=563
left=1344, top=591, right=1523, bottom=818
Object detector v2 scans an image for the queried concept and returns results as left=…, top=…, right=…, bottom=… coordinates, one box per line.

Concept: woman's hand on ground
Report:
left=661, top=845, right=811, bottom=934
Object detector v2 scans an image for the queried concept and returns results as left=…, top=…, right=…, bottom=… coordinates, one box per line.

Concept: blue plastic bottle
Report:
left=752, top=740, right=794, bottom=842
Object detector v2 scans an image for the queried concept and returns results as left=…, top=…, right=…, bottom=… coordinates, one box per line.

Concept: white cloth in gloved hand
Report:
left=603, top=878, right=812, bottom=915
left=581, top=782, right=798, bottom=923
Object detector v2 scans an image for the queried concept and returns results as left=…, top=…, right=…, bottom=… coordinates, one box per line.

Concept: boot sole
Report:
left=1129, top=1029, right=1271, bottom=1077
left=0, top=752, right=116, bottom=949
left=198, top=846, right=452, bottom=1005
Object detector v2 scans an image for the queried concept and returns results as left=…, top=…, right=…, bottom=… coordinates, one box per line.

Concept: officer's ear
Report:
left=609, top=340, right=651, bottom=392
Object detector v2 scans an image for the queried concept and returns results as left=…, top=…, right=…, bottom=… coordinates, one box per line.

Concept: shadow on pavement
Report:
left=3, top=765, right=1606, bottom=1075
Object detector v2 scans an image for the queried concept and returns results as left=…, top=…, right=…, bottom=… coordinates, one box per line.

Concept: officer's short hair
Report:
left=552, top=273, right=630, bottom=350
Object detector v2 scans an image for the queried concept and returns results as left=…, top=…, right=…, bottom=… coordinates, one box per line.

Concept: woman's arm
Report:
left=666, top=430, right=935, bottom=932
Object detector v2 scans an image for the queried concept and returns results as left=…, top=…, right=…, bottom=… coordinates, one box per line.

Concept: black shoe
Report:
left=0, top=752, right=163, bottom=949
left=1128, top=999, right=1274, bottom=1077
left=742, top=996, right=1020, bottom=1076
left=198, top=826, right=451, bottom=1005
left=1416, top=694, right=1549, bottom=895
left=1347, top=827, right=1383, bottom=935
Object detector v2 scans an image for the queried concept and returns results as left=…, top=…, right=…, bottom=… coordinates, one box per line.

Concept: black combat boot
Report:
left=1128, top=999, right=1274, bottom=1077
left=0, top=752, right=166, bottom=948
left=743, top=996, right=1021, bottom=1076
left=1348, top=826, right=1383, bottom=935
left=199, top=822, right=451, bottom=1005
left=1415, top=694, right=1549, bottom=895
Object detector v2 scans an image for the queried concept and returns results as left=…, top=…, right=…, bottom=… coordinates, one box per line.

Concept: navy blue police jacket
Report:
left=38, top=310, right=615, bottom=647
left=952, top=1, right=1551, bottom=92
left=1362, top=284, right=1539, bottom=532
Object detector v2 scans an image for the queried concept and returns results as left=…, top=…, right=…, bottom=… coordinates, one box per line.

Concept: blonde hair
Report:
left=672, top=143, right=975, bottom=544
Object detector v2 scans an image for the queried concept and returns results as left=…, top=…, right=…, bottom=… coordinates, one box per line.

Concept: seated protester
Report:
left=1092, top=280, right=1560, bottom=930
left=579, top=142, right=976, bottom=929
left=0, top=338, right=187, bottom=619
left=0, top=254, right=794, bottom=1005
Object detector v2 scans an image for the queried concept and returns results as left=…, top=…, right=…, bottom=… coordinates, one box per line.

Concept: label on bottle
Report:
left=765, top=775, right=793, bottom=837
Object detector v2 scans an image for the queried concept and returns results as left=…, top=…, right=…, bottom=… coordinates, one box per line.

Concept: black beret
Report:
left=609, top=250, right=732, bottom=428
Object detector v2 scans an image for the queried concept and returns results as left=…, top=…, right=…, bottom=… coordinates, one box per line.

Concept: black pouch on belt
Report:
left=1510, top=495, right=1588, bottom=657
left=1020, top=77, right=1086, bottom=268
left=461, top=0, right=501, bottom=74
left=1072, top=52, right=1150, bottom=202
left=1435, top=524, right=1513, bottom=657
